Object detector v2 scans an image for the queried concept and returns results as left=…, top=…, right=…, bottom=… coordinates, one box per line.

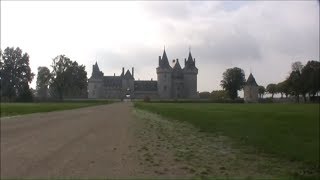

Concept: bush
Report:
left=143, top=96, right=151, bottom=102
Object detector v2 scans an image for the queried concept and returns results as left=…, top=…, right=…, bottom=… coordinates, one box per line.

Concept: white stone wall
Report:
left=244, top=85, right=259, bottom=103
left=88, top=78, right=103, bottom=99
left=183, top=69, right=198, bottom=99
left=157, top=69, right=172, bottom=99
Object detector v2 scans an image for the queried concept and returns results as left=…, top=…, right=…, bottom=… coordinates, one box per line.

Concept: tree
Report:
left=199, top=91, right=211, bottom=99
left=276, top=82, right=285, bottom=98
left=258, top=85, right=265, bottom=98
left=49, top=55, right=87, bottom=100
left=36, top=66, right=51, bottom=99
left=301, top=60, right=320, bottom=100
left=287, top=61, right=307, bottom=103
left=0, top=47, right=34, bottom=101
left=220, top=67, right=246, bottom=100
left=280, top=79, right=291, bottom=98
left=292, top=61, right=303, bottom=73
left=210, top=90, right=229, bottom=100
left=266, top=83, right=277, bottom=98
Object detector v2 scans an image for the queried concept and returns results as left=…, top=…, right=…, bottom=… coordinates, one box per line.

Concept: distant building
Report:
left=244, top=73, right=259, bottom=103
left=88, top=48, right=198, bottom=99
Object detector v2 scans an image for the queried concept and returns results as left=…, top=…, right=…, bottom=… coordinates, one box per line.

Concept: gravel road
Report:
left=1, top=102, right=140, bottom=178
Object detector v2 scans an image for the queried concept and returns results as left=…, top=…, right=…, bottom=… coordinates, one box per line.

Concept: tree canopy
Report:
left=49, top=55, right=87, bottom=100
left=220, top=67, right=246, bottom=100
left=0, top=47, right=34, bottom=101
left=266, top=83, right=277, bottom=98
left=258, top=85, right=265, bottom=98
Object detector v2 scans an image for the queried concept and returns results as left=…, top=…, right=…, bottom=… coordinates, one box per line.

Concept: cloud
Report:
left=1, top=1, right=319, bottom=92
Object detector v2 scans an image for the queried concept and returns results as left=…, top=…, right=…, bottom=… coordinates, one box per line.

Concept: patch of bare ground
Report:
left=133, top=109, right=310, bottom=178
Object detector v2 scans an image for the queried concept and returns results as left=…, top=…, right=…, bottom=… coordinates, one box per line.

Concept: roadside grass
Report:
left=134, top=102, right=319, bottom=171
left=0, top=100, right=111, bottom=117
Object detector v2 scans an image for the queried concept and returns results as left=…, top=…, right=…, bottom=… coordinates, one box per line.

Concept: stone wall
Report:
left=244, top=85, right=259, bottom=103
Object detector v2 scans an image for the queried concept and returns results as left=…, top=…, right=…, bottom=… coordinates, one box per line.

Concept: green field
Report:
left=135, top=102, right=320, bottom=169
left=0, top=100, right=111, bottom=117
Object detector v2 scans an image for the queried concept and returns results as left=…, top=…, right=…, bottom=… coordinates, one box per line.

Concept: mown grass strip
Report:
left=134, top=102, right=319, bottom=170
left=0, top=101, right=111, bottom=117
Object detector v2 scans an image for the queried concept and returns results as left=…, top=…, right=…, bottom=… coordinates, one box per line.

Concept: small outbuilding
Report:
left=244, top=73, right=259, bottom=103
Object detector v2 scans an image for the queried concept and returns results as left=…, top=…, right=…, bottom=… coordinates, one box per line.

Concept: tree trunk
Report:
left=303, top=94, right=307, bottom=103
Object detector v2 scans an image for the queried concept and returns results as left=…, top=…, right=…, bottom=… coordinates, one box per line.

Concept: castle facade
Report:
left=88, top=49, right=198, bottom=99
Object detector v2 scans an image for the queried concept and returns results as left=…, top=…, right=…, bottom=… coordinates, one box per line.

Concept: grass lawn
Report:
left=135, top=102, right=319, bottom=169
left=0, top=100, right=111, bottom=117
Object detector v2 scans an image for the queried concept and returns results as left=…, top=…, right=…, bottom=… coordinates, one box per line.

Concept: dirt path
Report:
left=1, top=102, right=141, bottom=178
left=1, top=102, right=311, bottom=178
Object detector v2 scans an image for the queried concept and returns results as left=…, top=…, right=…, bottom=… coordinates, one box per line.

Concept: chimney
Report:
left=122, top=67, right=124, bottom=74
left=132, top=67, right=134, bottom=78
left=114, top=73, right=115, bottom=76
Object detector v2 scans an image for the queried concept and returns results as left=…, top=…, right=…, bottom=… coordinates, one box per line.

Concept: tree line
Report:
left=0, top=47, right=87, bottom=102
left=264, top=61, right=319, bottom=102
left=200, top=60, right=319, bottom=103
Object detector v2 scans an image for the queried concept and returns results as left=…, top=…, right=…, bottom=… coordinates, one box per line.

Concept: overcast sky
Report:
left=1, top=1, right=319, bottom=92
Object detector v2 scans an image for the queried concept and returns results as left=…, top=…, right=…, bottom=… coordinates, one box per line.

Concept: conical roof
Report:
left=246, top=73, right=258, bottom=86
left=159, top=49, right=172, bottom=69
left=187, top=51, right=193, bottom=62
left=124, top=70, right=134, bottom=79
left=184, top=50, right=196, bottom=69
left=172, top=59, right=183, bottom=79
left=173, top=59, right=182, bottom=70
left=91, top=61, right=103, bottom=78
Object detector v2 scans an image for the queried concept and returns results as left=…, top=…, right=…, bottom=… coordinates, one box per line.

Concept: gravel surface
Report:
left=1, top=102, right=141, bottom=178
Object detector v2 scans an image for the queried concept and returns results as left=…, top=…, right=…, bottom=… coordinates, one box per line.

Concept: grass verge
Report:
left=1, top=100, right=111, bottom=117
left=134, top=102, right=319, bottom=174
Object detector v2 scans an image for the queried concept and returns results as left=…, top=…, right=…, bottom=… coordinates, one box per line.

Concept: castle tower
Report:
left=183, top=50, right=198, bottom=98
left=172, top=59, right=184, bottom=99
left=88, top=62, right=104, bottom=98
left=156, top=48, right=173, bottom=99
left=244, top=73, right=259, bottom=103
left=122, top=68, right=135, bottom=98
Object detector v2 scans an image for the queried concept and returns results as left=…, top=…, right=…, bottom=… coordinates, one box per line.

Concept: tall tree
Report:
left=49, top=55, right=87, bottom=100
left=0, top=47, right=34, bottom=101
left=301, top=60, right=320, bottom=100
left=280, top=79, right=291, bottom=98
left=220, top=67, right=246, bottom=100
left=50, top=55, right=72, bottom=100
left=36, top=66, right=51, bottom=99
left=266, top=83, right=277, bottom=98
left=287, top=61, right=306, bottom=102
left=258, top=85, right=266, bottom=98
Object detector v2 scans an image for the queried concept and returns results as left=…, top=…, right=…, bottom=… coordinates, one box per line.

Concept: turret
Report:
left=172, top=58, right=184, bottom=99
left=88, top=61, right=104, bottom=99
left=183, top=50, right=198, bottom=98
left=156, top=48, right=173, bottom=99
left=244, top=73, right=259, bottom=103
left=91, top=61, right=104, bottom=79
